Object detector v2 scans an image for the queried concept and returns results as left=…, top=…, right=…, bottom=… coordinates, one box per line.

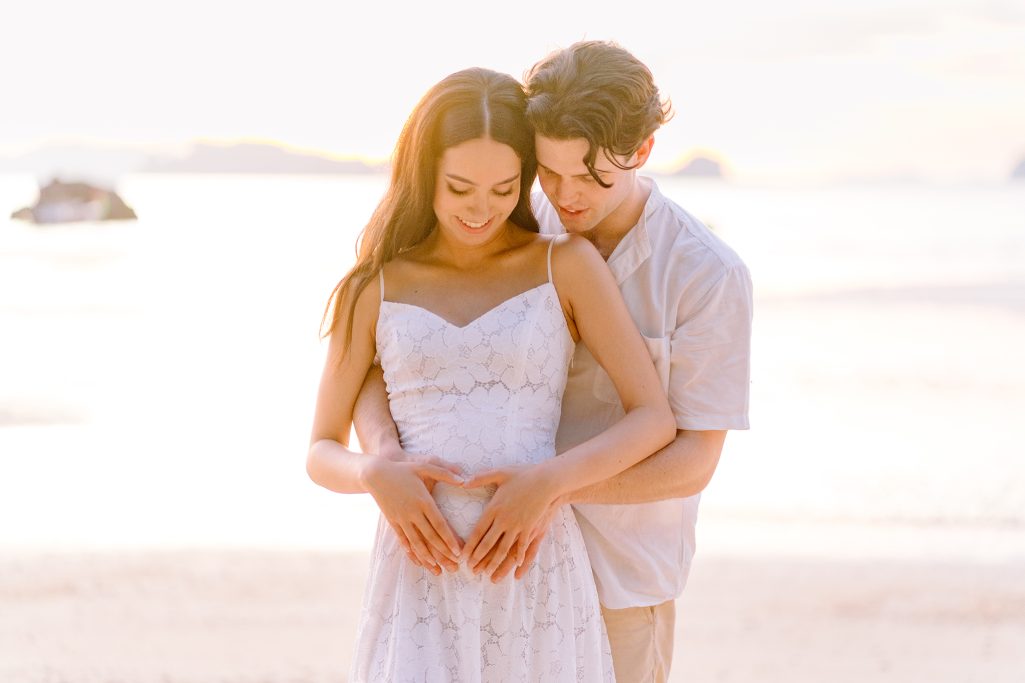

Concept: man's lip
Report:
left=559, top=206, right=586, bottom=215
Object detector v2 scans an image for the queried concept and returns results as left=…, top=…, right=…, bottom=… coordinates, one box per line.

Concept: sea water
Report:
left=0, top=174, right=1022, bottom=558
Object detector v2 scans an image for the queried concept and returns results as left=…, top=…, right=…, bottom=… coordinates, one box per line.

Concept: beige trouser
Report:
left=601, top=600, right=676, bottom=683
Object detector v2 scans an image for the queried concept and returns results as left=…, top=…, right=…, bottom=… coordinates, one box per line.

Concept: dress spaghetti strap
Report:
left=378, top=268, right=385, bottom=302
left=546, top=237, right=556, bottom=284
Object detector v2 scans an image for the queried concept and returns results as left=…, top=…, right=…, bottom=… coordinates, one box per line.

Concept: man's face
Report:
left=534, top=135, right=638, bottom=236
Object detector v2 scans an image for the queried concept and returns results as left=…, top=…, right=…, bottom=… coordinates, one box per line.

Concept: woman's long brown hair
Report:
left=321, top=68, right=540, bottom=348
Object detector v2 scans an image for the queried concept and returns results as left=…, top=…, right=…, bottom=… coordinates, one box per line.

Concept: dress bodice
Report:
left=375, top=280, right=574, bottom=476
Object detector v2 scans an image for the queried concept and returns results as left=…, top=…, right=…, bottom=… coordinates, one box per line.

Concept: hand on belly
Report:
left=432, top=482, right=493, bottom=541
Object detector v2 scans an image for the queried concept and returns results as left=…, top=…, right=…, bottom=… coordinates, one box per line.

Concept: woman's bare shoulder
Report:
left=549, top=233, right=605, bottom=277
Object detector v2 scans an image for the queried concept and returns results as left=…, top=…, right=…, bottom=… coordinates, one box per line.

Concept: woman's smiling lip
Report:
left=457, top=215, right=494, bottom=231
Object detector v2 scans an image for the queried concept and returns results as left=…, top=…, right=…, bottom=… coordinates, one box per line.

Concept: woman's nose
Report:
left=470, top=193, right=489, bottom=219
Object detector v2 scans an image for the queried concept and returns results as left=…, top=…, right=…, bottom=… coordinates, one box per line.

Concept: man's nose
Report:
left=554, top=180, right=576, bottom=205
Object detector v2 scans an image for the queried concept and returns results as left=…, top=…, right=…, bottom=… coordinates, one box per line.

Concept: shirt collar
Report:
left=606, top=178, right=661, bottom=284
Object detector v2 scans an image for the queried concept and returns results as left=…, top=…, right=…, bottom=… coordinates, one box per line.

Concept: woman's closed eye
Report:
left=447, top=183, right=514, bottom=197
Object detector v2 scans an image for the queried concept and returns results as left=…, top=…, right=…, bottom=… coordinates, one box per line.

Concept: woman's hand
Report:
left=361, top=452, right=465, bottom=575
left=461, top=464, right=563, bottom=580
left=487, top=500, right=562, bottom=582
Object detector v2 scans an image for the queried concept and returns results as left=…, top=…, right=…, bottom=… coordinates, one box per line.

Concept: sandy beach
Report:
left=2, top=178, right=1023, bottom=681
left=3, top=537, right=1023, bottom=683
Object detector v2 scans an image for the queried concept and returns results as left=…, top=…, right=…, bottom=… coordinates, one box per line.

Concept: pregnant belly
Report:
left=432, top=482, right=493, bottom=540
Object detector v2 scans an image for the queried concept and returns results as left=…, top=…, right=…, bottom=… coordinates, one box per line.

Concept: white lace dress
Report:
left=349, top=250, right=615, bottom=682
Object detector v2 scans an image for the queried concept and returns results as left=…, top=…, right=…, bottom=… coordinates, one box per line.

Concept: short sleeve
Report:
left=668, top=262, right=753, bottom=430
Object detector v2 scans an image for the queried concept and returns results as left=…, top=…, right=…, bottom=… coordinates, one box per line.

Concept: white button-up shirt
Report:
left=534, top=179, right=753, bottom=608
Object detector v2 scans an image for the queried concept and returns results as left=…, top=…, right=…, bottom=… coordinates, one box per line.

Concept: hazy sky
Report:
left=4, top=0, right=1024, bottom=183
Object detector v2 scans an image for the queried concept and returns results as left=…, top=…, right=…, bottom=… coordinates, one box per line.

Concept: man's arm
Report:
left=566, top=428, right=726, bottom=505
left=352, top=365, right=402, bottom=458
left=497, top=429, right=725, bottom=581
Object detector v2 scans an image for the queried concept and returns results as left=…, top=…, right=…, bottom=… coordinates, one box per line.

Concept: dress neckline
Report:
left=380, top=282, right=553, bottom=330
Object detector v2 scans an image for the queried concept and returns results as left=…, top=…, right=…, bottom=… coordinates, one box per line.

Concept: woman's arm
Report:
left=307, top=281, right=384, bottom=491
left=307, top=279, right=464, bottom=573
left=351, top=365, right=465, bottom=571
left=462, top=235, right=676, bottom=576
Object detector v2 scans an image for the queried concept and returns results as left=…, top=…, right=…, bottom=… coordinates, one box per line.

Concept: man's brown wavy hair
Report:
left=524, top=41, right=671, bottom=188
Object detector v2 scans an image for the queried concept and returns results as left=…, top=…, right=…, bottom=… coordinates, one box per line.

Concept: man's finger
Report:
left=514, top=535, right=544, bottom=580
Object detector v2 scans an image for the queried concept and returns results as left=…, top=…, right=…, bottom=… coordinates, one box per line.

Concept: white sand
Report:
left=2, top=546, right=1023, bottom=682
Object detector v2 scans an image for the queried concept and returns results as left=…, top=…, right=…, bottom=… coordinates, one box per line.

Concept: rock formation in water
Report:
left=669, top=156, right=725, bottom=178
left=10, top=179, right=137, bottom=224
left=1012, top=158, right=1025, bottom=180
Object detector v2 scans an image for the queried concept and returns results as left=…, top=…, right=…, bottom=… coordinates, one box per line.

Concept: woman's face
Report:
left=433, top=137, right=521, bottom=247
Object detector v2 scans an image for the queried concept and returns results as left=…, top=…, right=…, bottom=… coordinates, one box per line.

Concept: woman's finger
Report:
left=489, top=542, right=521, bottom=582
left=470, top=525, right=505, bottom=570
left=419, top=497, right=464, bottom=557
left=514, top=535, right=544, bottom=580
left=403, top=523, right=440, bottom=574
left=461, top=469, right=507, bottom=490
left=515, top=534, right=529, bottom=568
left=412, top=509, right=459, bottom=563
left=391, top=524, right=427, bottom=569
left=470, top=538, right=502, bottom=576
left=426, top=457, right=465, bottom=476
left=484, top=532, right=518, bottom=577
left=462, top=511, right=494, bottom=560
left=422, top=465, right=465, bottom=487
left=389, top=523, right=421, bottom=565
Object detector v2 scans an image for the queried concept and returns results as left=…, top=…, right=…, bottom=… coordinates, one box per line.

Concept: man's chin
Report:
left=559, top=216, right=597, bottom=234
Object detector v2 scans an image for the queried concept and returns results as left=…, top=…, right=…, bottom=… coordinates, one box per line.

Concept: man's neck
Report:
left=585, top=176, right=652, bottom=261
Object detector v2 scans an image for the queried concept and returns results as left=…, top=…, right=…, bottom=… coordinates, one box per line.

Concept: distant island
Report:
left=0, top=141, right=387, bottom=182
left=664, top=155, right=725, bottom=179
left=11, top=179, right=137, bottom=224
left=1012, top=157, right=1025, bottom=180
left=144, top=142, right=388, bottom=175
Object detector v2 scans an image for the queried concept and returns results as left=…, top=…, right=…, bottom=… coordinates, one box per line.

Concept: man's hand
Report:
left=362, top=453, right=465, bottom=574
left=461, top=465, right=562, bottom=581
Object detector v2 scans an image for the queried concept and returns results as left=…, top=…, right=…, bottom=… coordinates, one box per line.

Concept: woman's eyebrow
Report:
left=444, top=173, right=520, bottom=186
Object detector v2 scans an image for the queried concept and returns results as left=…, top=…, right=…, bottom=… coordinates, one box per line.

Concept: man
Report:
left=353, top=41, right=752, bottom=683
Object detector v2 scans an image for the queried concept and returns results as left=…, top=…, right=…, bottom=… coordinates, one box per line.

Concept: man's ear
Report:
left=632, top=135, right=655, bottom=169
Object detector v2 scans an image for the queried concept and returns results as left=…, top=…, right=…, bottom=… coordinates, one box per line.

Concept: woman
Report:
left=307, top=68, right=674, bottom=682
